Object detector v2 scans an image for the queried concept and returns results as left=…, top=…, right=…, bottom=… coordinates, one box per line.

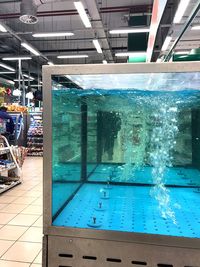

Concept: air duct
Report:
left=19, top=0, right=71, bottom=24
left=20, top=0, right=38, bottom=24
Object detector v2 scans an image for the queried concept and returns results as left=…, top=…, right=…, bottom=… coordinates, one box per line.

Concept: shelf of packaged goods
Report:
left=0, top=148, right=10, bottom=155
left=0, top=179, right=21, bottom=194
left=27, top=142, right=43, bottom=147
left=0, top=164, right=16, bottom=172
left=27, top=137, right=43, bottom=140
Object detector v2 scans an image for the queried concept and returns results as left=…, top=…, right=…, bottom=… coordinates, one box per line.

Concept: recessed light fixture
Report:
left=48, top=61, right=54, bottom=66
left=191, top=25, right=200, bottom=30
left=109, top=28, right=150, bottom=34
left=33, top=32, right=74, bottom=38
left=0, top=63, right=15, bottom=72
left=21, top=42, right=40, bottom=56
left=74, top=1, right=92, bottom=28
left=173, top=0, right=191, bottom=23
left=57, top=55, right=88, bottom=59
left=2, top=56, right=32, bottom=60
left=115, top=52, right=146, bottom=57
left=161, top=36, right=172, bottom=51
left=0, top=23, right=7, bottom=33
left=93, top=39, right=102, bottom=53
left=102, top=60, right=107, bottom=64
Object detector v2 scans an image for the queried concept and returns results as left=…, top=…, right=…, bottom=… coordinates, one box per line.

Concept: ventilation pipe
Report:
left=20, top=0, right=69, bottom=24
left=20, top=0, right=38, bottom=24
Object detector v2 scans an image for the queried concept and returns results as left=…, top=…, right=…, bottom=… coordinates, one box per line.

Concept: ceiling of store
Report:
left=0, top=0, right=199, bottom=84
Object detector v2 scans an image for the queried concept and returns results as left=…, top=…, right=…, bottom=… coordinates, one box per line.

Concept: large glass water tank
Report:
left=43, top=63, right=200, bottom=267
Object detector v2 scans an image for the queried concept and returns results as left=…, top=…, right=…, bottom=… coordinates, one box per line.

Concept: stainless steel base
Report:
left=43, top=235, right=200, bottom=267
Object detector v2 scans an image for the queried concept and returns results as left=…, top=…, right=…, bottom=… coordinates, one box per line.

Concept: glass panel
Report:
left=52, top=84, right=81, bottom=218
left=51, top=72, right=200, bottom=239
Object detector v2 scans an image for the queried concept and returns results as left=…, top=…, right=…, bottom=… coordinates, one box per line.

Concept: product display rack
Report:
left=27, top=112, right=43, bottom=156
left=0, top=135, right=21, bottom=194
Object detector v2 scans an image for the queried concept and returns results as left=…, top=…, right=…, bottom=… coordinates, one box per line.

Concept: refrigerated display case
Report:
left=27, top=112, right=43, bottom=156
left=43, top=63, right=200, bottom=267
left=8, top=112, right=28, bottom=146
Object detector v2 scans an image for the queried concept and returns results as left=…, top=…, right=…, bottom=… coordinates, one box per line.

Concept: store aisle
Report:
left=0, top=157, right=43, bottom=267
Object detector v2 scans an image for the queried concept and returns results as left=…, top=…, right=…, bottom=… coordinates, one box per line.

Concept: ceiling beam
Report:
left=85, top=0, right=113, bottom=62
left=0, top=5, right=152, bottom=19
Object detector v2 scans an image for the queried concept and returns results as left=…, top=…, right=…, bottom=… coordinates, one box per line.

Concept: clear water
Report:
left=52, top=73, right=200, bottom=238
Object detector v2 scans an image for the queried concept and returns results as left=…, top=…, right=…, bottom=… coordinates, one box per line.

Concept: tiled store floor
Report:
left=0, top=157, right=43, bottom=267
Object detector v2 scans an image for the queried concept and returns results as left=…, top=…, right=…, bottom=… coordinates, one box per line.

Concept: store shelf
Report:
left=0, top=179, right=21, bottom=194
left=0, top=147, right=10, bottom=155
left=27, top=112, right=43, bottom=157
left=0, top=164, right=16, bottom=172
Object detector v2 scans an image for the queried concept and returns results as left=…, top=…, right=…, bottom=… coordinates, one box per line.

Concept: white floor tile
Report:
left=0, top=213, right=18, bottom=224
left=0, top=260, right=30, bottom=266
left=0, top=196, right=18, bottom=204
left=0, top=157, right=43, bottom=266
left=31, top=198, right=42, bottom=206
left=1, top=204, right=28, bottom=213
left=0, top=240, right=14, bottom=257
left=2, top=241, right=42, bottom=263
left=19, top=227, right=43, bottom=243
left=0, top=225, right=28, bottom=241
left=13, top=197, right=37, bottom=205
left=8, top=214, right=39, bottom=227
left=22, top=191, right=42, bottom=198
left=21, top=205, right=43, bottom=215
left=32, top=216, right=42, bottom=228
left=33, top=250, right=42, bottom=264
left=3, top=190, right=27, bottom=197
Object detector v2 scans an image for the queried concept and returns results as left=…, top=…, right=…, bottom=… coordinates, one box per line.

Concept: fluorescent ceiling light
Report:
left=74, top=1, right=92, bottom=28
left=161, top=36, right=172, bottom=51
left=0, top=63, right=15, bottom=72
left=115, top=52, right=146, bottom=57
left=48, top=61, right=54, bottom=66
left=23, top=74, right=34, bottom=80
left=21, top=42, right=40, bottom=56
left=191, top=25, right=200, bottom=30
left=0, top=71, right=15, bottom=74
left=109, top=28, right=150, bottom=34
left=102, top=60, right=107, bottom=64
left=57, top=54, right=88, bottom=58
left=2, top=56, right=32, bottom=60
left=31, top=84, right=42, bottom=87
left=0, top=23, right=7, bottom=33
left=33, top=32, right=74, bottom=38
left=14, top=79, right=31, bottom=82
left=174, top=51, right=189, bottom=55
left=173, top=0, right=191, bottom=23
left=93, top=39, right=102, bottom=53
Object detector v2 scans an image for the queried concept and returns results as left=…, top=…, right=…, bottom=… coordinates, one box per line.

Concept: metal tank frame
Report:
left=42, top=62, right=200, bottom=267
